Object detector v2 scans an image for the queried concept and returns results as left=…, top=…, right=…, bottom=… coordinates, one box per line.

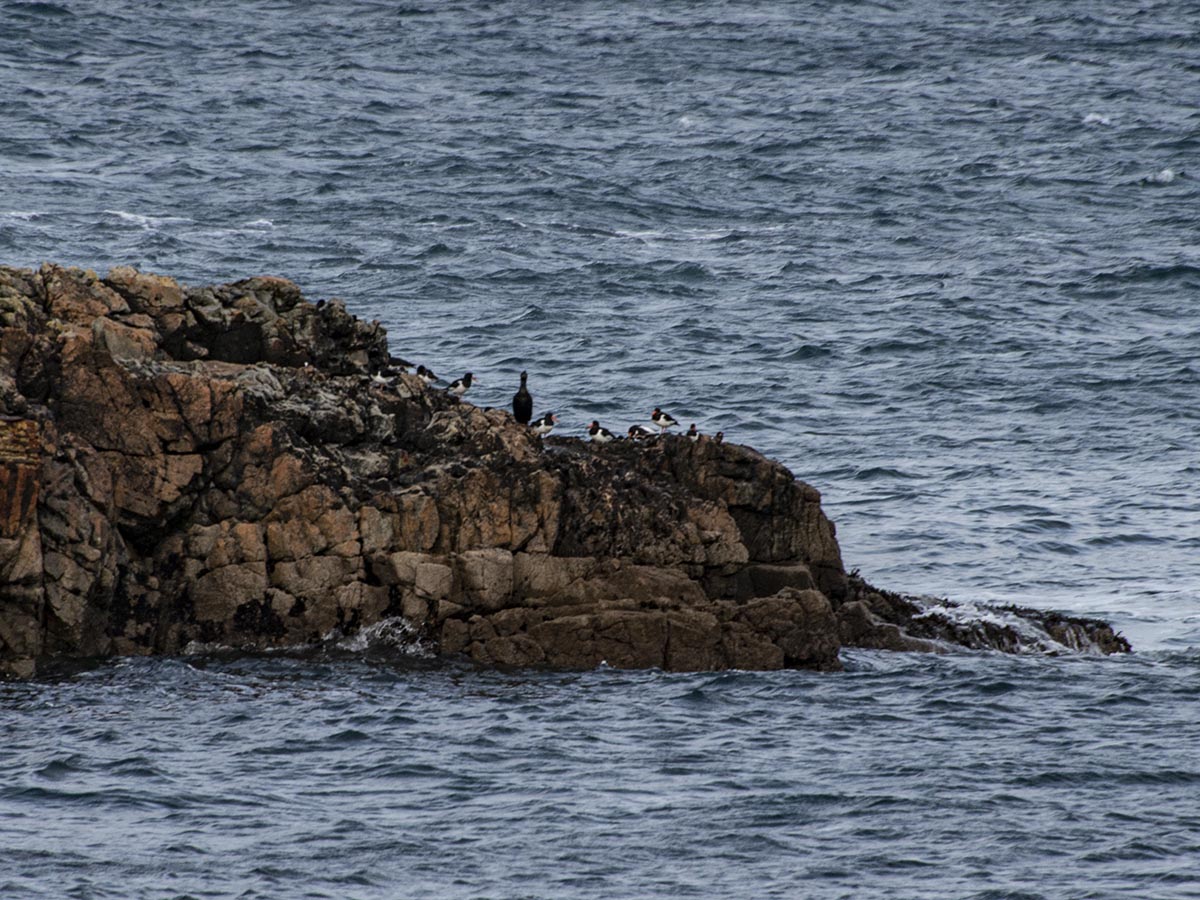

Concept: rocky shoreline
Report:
left=0, top=264, right=1129, bottom=678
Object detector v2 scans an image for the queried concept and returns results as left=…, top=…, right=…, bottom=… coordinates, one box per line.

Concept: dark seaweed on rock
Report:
left=0, top=264, right=1129, bottom=678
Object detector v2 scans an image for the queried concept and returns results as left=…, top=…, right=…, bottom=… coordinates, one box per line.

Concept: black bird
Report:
left=512, top=371, right=533, bottom=425
left=627, top=424, right=656, bottom=440
left=713, top=431, right=724, bottom=444
left=448, top=372, right=477, bottom=397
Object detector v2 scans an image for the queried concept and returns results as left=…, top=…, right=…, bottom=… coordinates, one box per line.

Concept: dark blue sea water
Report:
left=2, top=1, right=1199, bottom=896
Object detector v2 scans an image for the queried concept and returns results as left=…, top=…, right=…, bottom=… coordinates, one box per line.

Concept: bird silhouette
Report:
left=513, top=371, right=533, bottom=425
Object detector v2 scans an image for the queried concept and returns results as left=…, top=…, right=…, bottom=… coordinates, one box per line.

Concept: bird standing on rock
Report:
left=531, top=412, right=557, bottom=436
left=588, top=421, right=615, bottom=443
left=714, top=431, right=724, bottom=444
left=417, top=365, right=438, bottom=385
left=687, top=424, right=699, bottom=442
left=512, top=371, right=533, bottom=425
left=651, top=407, right=679, bottom=434
left=448, top=372, right=477, bottom=397
left=627, top=424, right=656, bottom=440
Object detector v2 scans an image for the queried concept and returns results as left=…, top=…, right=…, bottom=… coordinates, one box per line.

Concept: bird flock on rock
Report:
left=370, top=359, right=722, bottom=446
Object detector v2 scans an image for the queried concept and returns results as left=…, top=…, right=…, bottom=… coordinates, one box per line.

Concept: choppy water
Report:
left=2, top=1, right=1199, bottom=896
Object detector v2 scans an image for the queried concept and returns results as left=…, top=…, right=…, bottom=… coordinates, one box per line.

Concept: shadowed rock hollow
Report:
left=0, top=264, right=1129, bottom=678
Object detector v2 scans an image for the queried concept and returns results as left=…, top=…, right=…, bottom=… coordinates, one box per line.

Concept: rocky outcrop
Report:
left=0, top=264, right=1129, bottom=678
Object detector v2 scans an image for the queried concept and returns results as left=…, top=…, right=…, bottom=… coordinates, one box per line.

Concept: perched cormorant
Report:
left=512, top=371, right=533, bottom=425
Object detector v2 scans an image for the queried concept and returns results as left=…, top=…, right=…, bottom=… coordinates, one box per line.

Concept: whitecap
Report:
left=1147, top=168, right=1177, bottom=184
left=0, top=210, right=41, bottom=221
left=103, top=209, right=192, bottom=229
left=243, top=218, right=274, bottom=229
left=1082, top=112, right=1111, bottom=126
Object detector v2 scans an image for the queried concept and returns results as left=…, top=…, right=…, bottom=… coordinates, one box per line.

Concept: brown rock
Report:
left=0, top=263, right=1129, bottom=677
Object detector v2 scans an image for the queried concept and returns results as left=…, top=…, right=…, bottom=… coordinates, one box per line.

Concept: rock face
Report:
left=0, top=265, right=1129, bottom=678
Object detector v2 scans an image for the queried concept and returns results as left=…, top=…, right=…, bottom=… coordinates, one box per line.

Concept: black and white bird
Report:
left=713, top=431, right=724, bottom=444
left=687, top=423, right=699, bottom=442
left=531, top=412, right=557, bottom=436
left=627, top=424, right=656, bottom=440
left=588, top=421, right=616, bottom=444
left=416, top=365, right=438, bottom=385
left=448, top=372, right=477, bottom=397
left=512, top=371, right=533, bottom=425
left=651, top=407, right=679, bottom=433
left=371, top=356, right=411, bottom=387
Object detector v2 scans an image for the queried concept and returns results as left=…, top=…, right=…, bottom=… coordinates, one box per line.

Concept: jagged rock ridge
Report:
left=0, top=264, right=1129, bottom=678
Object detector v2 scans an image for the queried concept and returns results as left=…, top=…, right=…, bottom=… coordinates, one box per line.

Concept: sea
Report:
left=1, top=1, right=1198, bottom=897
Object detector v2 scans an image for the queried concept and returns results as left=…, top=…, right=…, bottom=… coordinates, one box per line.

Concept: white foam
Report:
left=911, top=596, right=1112, bottom=655
left=334, top=616, right=429, bottom=655
left=1082, top=112, right=1111, bottom=126
left=1147, top=168, right=1177, bottom=184
left=103, top=209, right=192, bottom=229
left=0, top=210, right=41, bottom=221
left=243, top=218, right=274, bottom=229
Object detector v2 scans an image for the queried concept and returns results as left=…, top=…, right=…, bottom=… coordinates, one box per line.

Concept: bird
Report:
left=416, top=365, right=438, bottom=385
left=627, top=424, right=656, bottom=440
left=713, top=431, right=724, bottom=444
left=588, top=421, right=615, bottom=443
left=651, top=407, right=679, bottom=433
left=448, top=372, right=477, bottom=396
left=687, top=423, right=699, bottom=442
left=531, top=412, right=557, bottom=436
left=388, top=355, right=413, bottom=373
left=512, top=371, right=533, bottom=425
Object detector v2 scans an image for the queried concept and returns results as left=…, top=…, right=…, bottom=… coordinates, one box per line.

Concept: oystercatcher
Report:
left=651, top=407, right=679, bottom=433
left=531, top=412, right=557, bottom=436
left=448, top=372, right=477, bottom=397
left=713, top=431, right=724, bottom=444
left=627, top=424, right=656, bottom=440
left=416, top=365, right=438, bottom=385
left=588, top=421, right=615, bottom=443
left=512, top=371, right=533, bottom=425
left=686, top=423, right=699, bottom=442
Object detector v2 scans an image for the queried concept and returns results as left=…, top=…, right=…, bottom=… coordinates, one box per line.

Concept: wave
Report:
left=1092, top=262, right=1200, bottom=285
left=102, top=210, right=192, bottom=229
left=1141, top=167, right=1182, bottom=185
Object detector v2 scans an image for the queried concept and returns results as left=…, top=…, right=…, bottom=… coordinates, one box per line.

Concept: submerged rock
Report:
left=0, top=264, right=1130, bottom=678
